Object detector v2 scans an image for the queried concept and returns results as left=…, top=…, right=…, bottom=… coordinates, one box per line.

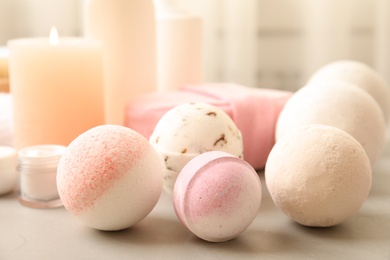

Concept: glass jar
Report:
left=18, top=145, right=66, bottom=208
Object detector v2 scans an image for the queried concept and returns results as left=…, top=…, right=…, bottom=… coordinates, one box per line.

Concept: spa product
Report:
left=276, top=81, right=387, bottom=166
left=150, top=102, right=243, bottom=194
left=18, top=145, right=66, bottom=208
left=155, top=0, right=203, bottom=91
left=8, top=34, right=104, bottom=149
left=84, top=0, right=157, bottom=124
left=308, top=60, right=390, bottom=123
left=265, top=124, right=371, bottom=227
left=57, top=125, right=163, bottom=231
left=0, top=146, right=17, bottom=195
left=173, top=151, right=262, bottom=242
left=126, top=83, right=292, bottom=169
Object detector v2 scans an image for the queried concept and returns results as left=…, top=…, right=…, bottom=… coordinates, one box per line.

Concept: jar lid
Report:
left=18, top=145, right=67, bottom=167
left=0, top=146, right=17, bottom=170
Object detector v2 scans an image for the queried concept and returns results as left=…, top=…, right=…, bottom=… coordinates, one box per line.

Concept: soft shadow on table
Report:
left=85, top=211, right=299, bottom=256
left=88, top=215, right=190, bottom=246
left=190, top=228, right=300, bottom=256
left=292, top=211, right=390, bottom=242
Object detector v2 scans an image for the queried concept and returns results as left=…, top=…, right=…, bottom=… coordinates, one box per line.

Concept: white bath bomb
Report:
left=57, top=125, right=163, bottom=231
left=276, top=81, right=387, bottom=166
left=266, top=124, right=372, bottom=227
left=308, top=60, right=390, bottom=122
left=150, top=102, right=243, bottom=194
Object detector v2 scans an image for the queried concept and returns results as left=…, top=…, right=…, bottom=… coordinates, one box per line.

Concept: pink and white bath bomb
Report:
left=266, top=124, right=372, bottom=227
left=57, top=125, right=163, bottom=231
left=173, top=151, right=262, bottom=242
left=276, top=81, right=387, bottom=166
left=308, top=60, right=390, bottom=122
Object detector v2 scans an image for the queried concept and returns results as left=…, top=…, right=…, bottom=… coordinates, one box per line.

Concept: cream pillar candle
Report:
left=84, top=0, right=157, bottom=125
left=8, top=29, right=104, bottom=149
left=155, top=0, right=203, bottom=91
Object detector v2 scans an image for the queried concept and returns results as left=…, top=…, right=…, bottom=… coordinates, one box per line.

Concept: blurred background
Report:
left=0, top=0, right=389, bottom=91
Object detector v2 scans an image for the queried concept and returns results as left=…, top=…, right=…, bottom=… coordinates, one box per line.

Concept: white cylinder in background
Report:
left=223, top=0, right=258, bottom=87
left=198, top=0, right=224, bottom=83
left=303, top=0, right=353, bottom=81
left=375, top=0, right=390, bottom=85
left=84, top=0, right=157, bottom=125
left=155, top=0, right=203, bottom=92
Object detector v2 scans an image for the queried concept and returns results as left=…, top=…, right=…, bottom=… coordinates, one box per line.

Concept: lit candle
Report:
left=8, top=27, right=105, bottom=149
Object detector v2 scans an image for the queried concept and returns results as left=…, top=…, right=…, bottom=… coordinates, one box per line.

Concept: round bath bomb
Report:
left=150, top=102, right=243, bottom=194
left=57, top=125, right=163, bottom=231
left=266, top=124, right=372, bottom=227
left=308, top=60, right=390, bottom=122
left=276, top=81, right=387, bottom=166
left=174, top=151, right=261, bottom=242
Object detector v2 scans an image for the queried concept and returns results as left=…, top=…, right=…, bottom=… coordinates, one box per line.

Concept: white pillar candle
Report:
left=84, top=0, right=157, bottom=125
left=8, top=29, right=104, bottom=149
left=223, top=0, right=258, bottom=87
left=155, top=0, right=203, bottom=92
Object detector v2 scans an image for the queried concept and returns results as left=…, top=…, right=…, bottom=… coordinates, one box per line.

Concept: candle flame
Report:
left=50, top=26, right=59, bottom=45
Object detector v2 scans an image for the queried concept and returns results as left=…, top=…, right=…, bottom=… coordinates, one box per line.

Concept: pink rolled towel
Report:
left=125, top=84, right=292, bottom=169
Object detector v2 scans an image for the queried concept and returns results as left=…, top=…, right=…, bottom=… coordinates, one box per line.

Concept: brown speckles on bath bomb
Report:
left=149, top=102, right=243, bottom=194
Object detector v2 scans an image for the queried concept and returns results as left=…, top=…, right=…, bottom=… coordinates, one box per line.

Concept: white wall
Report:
left=0, top=0, right=382, bottom=91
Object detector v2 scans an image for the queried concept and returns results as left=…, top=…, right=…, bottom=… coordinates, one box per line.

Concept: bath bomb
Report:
left=276, top=81, right=387, bottom=166
left=266, top=124, right=372, bottom=227
left=57, top=125, right=163, bottom=231
left=173, top=151, right=262, bottom=242
left=150, top=102, right=244, bottom=194
left=308, top=60, right=390, bottom=122
left=0, top=146, right=17, bottom=195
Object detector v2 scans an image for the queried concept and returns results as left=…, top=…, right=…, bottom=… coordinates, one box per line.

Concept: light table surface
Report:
left=1, top=141, right=390, bottom=259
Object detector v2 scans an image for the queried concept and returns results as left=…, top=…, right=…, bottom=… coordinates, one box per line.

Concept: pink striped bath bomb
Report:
left=173, top=151, right=262, bottom=242
left=57, top=125, right=163, bottom=231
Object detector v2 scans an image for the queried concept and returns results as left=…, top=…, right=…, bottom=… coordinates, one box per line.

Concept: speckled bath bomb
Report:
left=150, top=102, right=244, bottom=194
left=57, top=125, right=163, bottom=231
left=266, top=124, right=372, bottom=227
